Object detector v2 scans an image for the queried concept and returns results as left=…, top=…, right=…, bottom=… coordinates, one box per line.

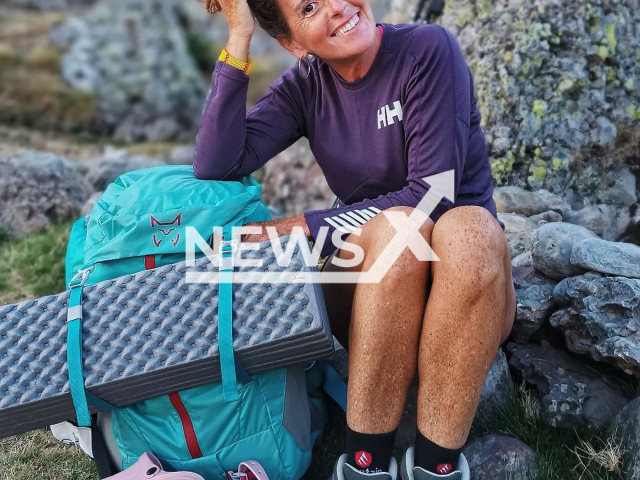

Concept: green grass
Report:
left=0, top=221, right=70, bottom=304
left=0, top=430, right=96, bottom=480
left=471, top=383, right=626, bottom=480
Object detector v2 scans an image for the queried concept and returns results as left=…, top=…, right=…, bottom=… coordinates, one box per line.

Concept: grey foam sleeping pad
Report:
left=0, top=237, right=333, bottom=438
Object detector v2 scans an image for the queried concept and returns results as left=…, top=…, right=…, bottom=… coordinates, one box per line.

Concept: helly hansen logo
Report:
left=377, top=100, right=403, bottom=129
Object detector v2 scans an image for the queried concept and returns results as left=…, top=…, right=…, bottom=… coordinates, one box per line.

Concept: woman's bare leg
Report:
left=416, top=206, right=515, bottom=449
left=322, top=206, right=434, bottom=434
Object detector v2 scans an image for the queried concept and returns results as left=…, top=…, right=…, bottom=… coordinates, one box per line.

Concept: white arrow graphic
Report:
left=416, top=169, right=456, bottom=218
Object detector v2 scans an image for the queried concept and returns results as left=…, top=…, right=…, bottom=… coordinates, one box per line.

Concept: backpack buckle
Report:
left=219, top=238, right=238, bottom=254
left=219, top=238, right=238, bottom=271
left=225, top=472, right=252, bottom=480
left=68, top=266, right=94, bottom=289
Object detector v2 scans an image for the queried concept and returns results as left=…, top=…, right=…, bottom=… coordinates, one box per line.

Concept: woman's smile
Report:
left=331, top=11, right=361, bottom=37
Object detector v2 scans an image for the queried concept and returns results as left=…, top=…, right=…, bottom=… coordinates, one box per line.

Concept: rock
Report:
left=528, top=210, right=563, bottom=224
left=494, top=187, right=569, bottom=217
left=397, top=349, right=513, bottom=449
left=564, top=204, right=632, bottom=241
left=564, top=206, right=605, bottom=237
left=531, top=222, right=598, bottom=280
left=55, top=0, right=208, bottom=142
left=598, top=167, right=638, bottom=208
left=536, top=190, right=571, bottom=217
left=261, top=141, right=334, bottom=217
left=599, top=204, right=633, bottom=242
left=511, top=251, right=533, bottom=269
left=169, top=146, right=195, bottom=165
left=86, top=148, right=166, bottom=191
left=463, top=435, right=538, bottom=480
left=498, top=213, right=537, bottom=259
left=0, top=150, right=92, bottom=237
left=81, top=191, right=102, bottom=216
left=475, top=348, right=514, bottom=420
left=507, top=342, right=632, bottom=430
left=426, top=0, right=640, bottom=196
left=594, top=116, right=617, bottom=145
left=512, top=273, right=557, bottom=343
left=550, top=274, right=640, bottom=375
left=608, top=397, right=640, bottom=480
left=142, top=119, right=181, bottom=144
left=571, top=238, right=640, bottom=278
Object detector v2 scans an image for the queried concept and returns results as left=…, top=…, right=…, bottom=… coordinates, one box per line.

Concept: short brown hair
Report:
left=247, top=0, right=292, bottom=39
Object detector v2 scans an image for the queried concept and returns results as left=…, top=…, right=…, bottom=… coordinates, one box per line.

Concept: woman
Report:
left=193, top=0, right=516, bottom=478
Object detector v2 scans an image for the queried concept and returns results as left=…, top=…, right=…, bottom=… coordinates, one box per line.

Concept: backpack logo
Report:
left=355, top=451, right=372, bottom=469
left=150, top=213, right=182, bottom=247
left=377, top=100, right=403, bottom=129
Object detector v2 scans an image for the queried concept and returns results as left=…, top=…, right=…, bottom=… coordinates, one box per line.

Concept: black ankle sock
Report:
left=346, top=425, right=397, bottom=473
left=414, top=430, right=461, bottom=475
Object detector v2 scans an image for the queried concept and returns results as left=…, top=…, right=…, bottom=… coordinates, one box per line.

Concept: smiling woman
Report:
left=192, top=0, right=515, bottom=478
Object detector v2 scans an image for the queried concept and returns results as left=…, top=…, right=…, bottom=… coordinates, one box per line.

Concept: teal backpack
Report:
left=56, top=165, right=333, bottom=480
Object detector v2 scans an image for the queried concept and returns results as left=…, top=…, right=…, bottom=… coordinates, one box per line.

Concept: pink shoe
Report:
left=104, top=452, right=205, bottom=480
left=225, top=461, right=270, bottom=480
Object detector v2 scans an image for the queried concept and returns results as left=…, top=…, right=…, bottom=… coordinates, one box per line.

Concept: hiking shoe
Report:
left=399, top=447, right=470, bottom=480
left=332, top=454, right=398, bottom=480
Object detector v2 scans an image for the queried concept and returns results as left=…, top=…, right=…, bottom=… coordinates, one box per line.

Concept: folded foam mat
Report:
left=0, top=237, right=332, bottom=438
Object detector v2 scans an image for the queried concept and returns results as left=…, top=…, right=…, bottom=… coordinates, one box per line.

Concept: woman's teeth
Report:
left=332, top=13, right=359, bottom=37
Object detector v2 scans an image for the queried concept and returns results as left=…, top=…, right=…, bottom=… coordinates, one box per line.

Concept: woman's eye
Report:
left=303, top=2, right=317, bottom=15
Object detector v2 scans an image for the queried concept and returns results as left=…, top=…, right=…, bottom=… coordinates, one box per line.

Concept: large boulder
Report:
left=463, top=435, right=538, bottom=480
left=564, top=203, right=634, bottom=241
left=609, top=397, right=640, bottom=480
left=475, top=348, right=515, bottom=420
left=86, top=148, right=166, bottom=191
left=428, top=0, right=640, bottom=196
left=512, top=272, right=557, bottom=344
left=498, top=213, right=537, bottom=259
left=494, top=187, right=569, bottom=217
left=570, top=237, right=640, bottom=279
left=0, top=150, right=92, bottom=237
left=550, top=273, right=640, bottom=375
left=52, top=0, right=208, bottom=143
left=531, top=222, right=598, bottom=280
left=507, top=342, right=631, bottom=430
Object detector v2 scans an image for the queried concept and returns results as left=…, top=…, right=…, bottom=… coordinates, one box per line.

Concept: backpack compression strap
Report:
left=219, top=224, right=240, bottom=402
left=67, top=267, right=115, bottom=427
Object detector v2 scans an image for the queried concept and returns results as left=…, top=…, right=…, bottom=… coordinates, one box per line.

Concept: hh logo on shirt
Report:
left=377, top=100, right=403, bottom=129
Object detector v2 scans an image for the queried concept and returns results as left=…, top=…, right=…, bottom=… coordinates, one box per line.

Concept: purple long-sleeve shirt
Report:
left=193, top=23, right=498, bottom=257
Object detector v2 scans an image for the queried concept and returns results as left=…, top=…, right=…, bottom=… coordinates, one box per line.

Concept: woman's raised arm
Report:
left=193, top=0, right=306, bottom=181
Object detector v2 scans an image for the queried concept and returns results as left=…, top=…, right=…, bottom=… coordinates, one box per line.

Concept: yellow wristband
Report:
left=219, top=48, right=252, bottom=75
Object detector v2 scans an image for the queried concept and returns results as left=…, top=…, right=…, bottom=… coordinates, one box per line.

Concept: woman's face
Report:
left=276, top=0, right=377, bottom=62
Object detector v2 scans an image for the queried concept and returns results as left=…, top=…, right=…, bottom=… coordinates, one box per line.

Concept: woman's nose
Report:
left=327, top=0, right=348, bottom=15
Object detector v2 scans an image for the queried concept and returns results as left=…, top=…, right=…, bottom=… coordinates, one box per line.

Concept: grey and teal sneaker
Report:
left=399, top=447, right=470, bottom=480
left=332, top=454, right=398, bottom=480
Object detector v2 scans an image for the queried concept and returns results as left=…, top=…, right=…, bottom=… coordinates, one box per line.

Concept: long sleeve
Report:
left=193, top=61, right=306, bottom=181
left=304, top=26, right=471, bottom=257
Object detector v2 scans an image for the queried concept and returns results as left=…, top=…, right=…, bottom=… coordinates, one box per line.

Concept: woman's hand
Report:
left=198, top=0, right=255, bottom=39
